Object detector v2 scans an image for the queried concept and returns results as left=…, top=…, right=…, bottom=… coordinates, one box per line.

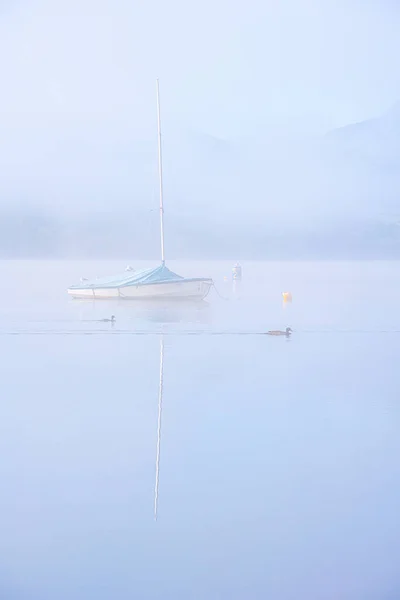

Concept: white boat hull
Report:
left=68, top=278, right=213, bottom=301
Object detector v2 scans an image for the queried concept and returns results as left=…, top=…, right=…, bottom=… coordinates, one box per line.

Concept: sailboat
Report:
left=67, top=80, right=213, bottom=301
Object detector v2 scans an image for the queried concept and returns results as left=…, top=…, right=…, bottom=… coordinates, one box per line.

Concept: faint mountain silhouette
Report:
left=2, top=106, right=400, bottom=258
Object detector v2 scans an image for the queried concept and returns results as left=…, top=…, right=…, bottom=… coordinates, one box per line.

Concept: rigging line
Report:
left=211, top=282, right=229, bottom=301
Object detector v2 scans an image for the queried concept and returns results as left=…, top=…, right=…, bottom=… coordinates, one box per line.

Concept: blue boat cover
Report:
left=70, top=263, right=206, bottom=290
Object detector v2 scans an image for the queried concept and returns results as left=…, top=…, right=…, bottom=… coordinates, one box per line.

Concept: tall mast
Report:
left=156, top=79, right=166, bottom=265
left=154, top=335, right=164, bottom=520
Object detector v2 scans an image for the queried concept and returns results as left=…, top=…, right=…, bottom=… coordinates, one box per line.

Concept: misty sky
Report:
left=1, top=0, right=400, bottom=137
left=1, top=0, right=400, bottom=225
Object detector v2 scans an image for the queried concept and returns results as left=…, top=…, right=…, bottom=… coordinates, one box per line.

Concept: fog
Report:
left=1, top=0, right=400, bottom=258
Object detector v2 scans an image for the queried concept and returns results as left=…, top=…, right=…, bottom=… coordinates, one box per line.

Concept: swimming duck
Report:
left=266, top=327, right=292, bottom=336
left=100, top=315, right=116, bottom=323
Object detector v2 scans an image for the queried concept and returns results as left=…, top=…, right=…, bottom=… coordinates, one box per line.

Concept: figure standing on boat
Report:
left=232, top=262, right=242, bottom=282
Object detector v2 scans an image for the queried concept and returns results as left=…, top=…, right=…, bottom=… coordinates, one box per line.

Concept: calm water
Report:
left=0, top=260, right=399, bottom=599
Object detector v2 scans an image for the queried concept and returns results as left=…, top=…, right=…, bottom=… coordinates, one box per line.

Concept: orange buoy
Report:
left=282, top=292, right=292, bottom=303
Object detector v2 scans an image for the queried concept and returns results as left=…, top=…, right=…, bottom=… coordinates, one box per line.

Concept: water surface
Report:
left=0, top=260, right=399, bottom=599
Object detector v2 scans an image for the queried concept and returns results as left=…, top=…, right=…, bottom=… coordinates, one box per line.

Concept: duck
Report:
left=100, top=315, right=116, bottom=323
left=266, top=327, right=292, bottom=336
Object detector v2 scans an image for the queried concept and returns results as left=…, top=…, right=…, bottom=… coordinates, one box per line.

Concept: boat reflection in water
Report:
left=131, top=299, right=210, bottom=327
left=154, top=335, right=165, bottom=520
left=74, top=298, right=211, bottom=329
